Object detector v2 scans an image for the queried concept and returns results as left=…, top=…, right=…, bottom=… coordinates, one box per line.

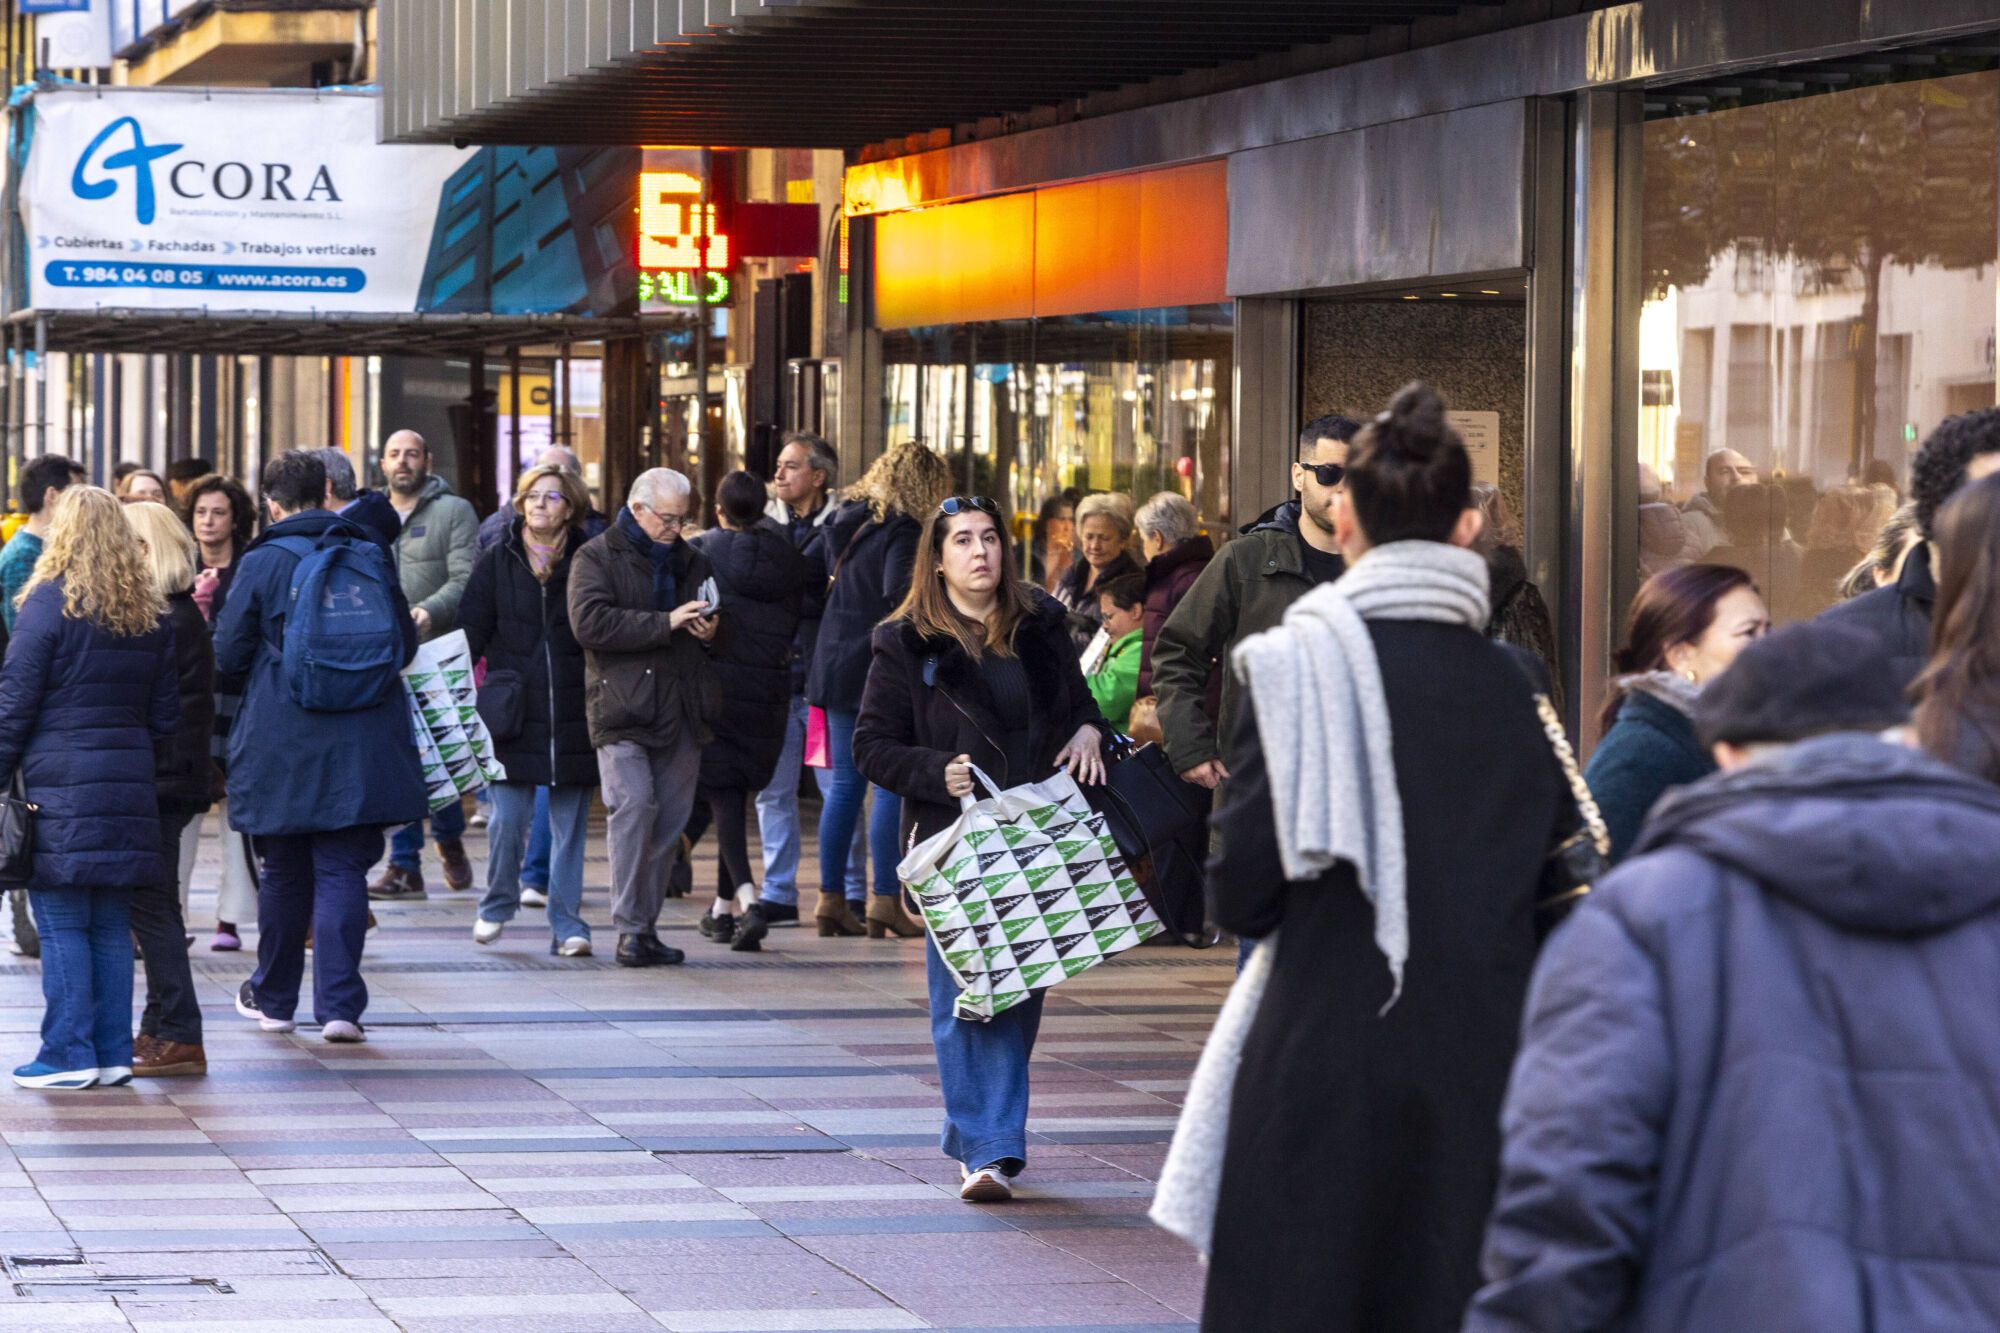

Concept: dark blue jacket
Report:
left=212, top=508, right=428, bottom=836
left=805, top=502, right=919, bottom=713
left=1469, top=735, right=2000, bottom=1333
left=337, top=489, right=402, bottom=550
left=0, top=579, right=177, bottom=889
left=1582, top=688, right=1713, bottom=862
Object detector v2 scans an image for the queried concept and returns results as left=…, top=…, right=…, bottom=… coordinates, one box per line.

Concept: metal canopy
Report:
left=380, top=0, right=1494, bottom=148
left=6, top=310, right=689, bottom=357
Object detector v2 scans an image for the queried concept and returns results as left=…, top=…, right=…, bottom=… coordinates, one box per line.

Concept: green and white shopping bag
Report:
left=897, top=765, right=1164, bottom=1021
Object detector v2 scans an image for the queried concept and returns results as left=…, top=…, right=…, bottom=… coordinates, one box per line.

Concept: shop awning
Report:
left=379, top=0, right=1494, bottom=149
left=4, top=310, right=691, bottom=357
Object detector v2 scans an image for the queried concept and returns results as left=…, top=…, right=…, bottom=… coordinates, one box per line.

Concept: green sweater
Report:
left=1087, top=628, right=1144, bottom=732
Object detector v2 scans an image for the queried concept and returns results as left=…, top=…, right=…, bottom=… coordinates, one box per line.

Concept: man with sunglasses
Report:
left=1151, top=413, right=1361, bottom=790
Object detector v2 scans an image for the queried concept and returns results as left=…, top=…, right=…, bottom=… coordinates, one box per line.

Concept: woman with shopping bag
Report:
left=854, top=495, right=1110, bottom=1203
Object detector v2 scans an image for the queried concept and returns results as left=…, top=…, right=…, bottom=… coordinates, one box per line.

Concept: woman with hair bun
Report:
left=1162, top=383, right=1578, bottom=1333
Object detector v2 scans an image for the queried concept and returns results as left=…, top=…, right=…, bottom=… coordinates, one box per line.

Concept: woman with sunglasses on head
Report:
left=457, top=463, right=599, bottom=957
left=854, top=494, right=1110, bottom=1203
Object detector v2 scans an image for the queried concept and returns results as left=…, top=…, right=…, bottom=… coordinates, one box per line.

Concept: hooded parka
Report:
left=1470, top=735, right=2000, bottom=1333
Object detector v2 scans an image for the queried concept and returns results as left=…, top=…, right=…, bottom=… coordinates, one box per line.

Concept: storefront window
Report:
left=1637, top=70, right=1999, bottom=623
left=882, top=302, right=1232, bottom=583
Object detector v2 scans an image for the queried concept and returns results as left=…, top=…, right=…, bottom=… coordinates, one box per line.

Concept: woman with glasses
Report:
left=853, top=493, right=1109, bottom=1202
left=806, top=440, right=953, bottom=938
left=457, top=463, right=599, bottom=957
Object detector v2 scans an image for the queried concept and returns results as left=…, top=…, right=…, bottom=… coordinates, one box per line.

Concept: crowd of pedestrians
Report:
left=3, top=377, right=2000, bottom=1327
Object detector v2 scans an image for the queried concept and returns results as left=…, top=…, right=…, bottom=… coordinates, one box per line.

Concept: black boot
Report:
left=617, top=931, right=685, bottom=967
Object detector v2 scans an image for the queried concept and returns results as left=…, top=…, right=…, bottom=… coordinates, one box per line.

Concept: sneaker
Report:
left=235, top=981, right=295, bottom=1033
left=958, top=1163, right=1013, bottom=1203
left=697, top=912, right=735, bottom=944
left=367, top=865, right=427, bottom=902
left=520, top=886, right=549, bottom=907
left=557, top=935, right=591, bottom=958
left=98, top=1066, right=133, bottom=1087
left=322, top=1020, right=366, bottom=1044
left=468, top=809, right=490, bottom=830
left=12, top=1062, right=97, bottom=1091
left=133, top=1040, right=206, bottom=1078
left=210, top=928, right=241, bottom=952
left=436, top=838, right=474, bottom=892
left=751, top=902, right=800, bottom=927
left=473, top=918, right=504, bottom=945
left=732, top=904, right=770, bottom=953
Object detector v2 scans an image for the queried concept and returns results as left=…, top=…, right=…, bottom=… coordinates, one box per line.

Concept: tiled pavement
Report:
left=0, top=806, right=1230, bottom=1330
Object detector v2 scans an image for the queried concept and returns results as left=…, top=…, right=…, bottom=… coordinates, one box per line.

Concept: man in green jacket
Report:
left=1087, top=574, right=1147, bottom=732
left=370, top=428, right=482, bottom=901
left=1150, top=413, right=1359, bottom=788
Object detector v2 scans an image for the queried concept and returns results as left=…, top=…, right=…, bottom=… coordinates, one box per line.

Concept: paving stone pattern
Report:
left=0, top=807, right=1229, bottom=1329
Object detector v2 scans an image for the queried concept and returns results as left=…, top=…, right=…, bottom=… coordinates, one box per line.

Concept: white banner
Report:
left=21, top=87, right=468, bottom=314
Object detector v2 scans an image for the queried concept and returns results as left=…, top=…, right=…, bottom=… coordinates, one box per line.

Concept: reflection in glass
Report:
left=1638, top=70, right=1999, bottom=622
left=881, top=304, right=1234, bottom=573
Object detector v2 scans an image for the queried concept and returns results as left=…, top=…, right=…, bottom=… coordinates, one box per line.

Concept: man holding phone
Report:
left=568, top=468, right=719, bottom=967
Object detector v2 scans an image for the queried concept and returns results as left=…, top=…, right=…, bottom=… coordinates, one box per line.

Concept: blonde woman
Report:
left=1054, top=492, right=1141, bottom=649
left=0, top=488, right=178, bottom=1090
left=804, top=440, right=953, bottom=937
left=116, top=468, right=168, bottom=505
left=121, top=502, right=215, bottom=1076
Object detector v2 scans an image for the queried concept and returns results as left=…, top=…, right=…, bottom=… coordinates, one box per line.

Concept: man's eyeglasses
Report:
left=637, top=505, right=686, bottom=531
left=1298, top=462, right=1346, bottom=487
left=938, top=495, right=1001, bottom=518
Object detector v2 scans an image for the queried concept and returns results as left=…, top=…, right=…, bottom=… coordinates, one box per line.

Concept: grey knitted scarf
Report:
left=1151, top=539, right=1490, bottom=1257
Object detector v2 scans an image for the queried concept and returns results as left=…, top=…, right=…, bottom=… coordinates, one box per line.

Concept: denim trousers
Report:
left=251, top=826, right=384, bottom=1025
left=388, top=796, right=467, bottom=870
left=28, top=886, right=135, bottom=1073
left=522, top=786, right=552, bottom=890
left=133, top=806, right=203, bottom=1046
left=819, top=708, right=903, bottom=901
left=925, top=933, right=1044, bottom=1173
left=754, top=695, right=860, bottom=906
left=479, top=782, right=592, bottom=946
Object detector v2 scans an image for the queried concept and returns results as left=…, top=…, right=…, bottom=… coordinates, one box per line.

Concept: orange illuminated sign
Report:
left=638, top=170, right=731, bottom=271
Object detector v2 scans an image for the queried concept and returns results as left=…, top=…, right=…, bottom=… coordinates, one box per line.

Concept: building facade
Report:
left=381, top=0, right=2000, bottom=734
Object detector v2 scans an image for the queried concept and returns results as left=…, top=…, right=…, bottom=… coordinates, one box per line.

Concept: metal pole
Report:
left=33, top=315, right=47, bottom=457
left=508, top=344, right=521, bottom=474
left=694, top=148, right=712, bottom=486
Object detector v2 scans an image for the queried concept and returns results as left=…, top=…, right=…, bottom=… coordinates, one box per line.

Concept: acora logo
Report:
left=70, top=116, right=180, bottom=226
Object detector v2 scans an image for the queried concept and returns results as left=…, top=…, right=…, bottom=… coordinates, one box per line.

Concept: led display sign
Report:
left=638, top=169, right=730, bottom=305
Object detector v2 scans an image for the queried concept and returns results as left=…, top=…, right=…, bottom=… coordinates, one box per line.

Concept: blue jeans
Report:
left=756, top=694, right=860, bottom=906
left=28, top=887, right=134, bottom=1073
left=925, top=934, right=1044, bottom=1173
left=480, top=782, right=592, bottom=947
left=522, top=786, right=552, bottom=890
left=252, top=826, right=383, bottom=1025
left=388, top=797, right=467, bottom=871
left=819, top=708, right=903, bottom=901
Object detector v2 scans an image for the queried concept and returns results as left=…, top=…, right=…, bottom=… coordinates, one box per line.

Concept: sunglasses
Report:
left=937, top=495, right=1001, bottom=518
left=1298, top=461, right=1346, bottom=487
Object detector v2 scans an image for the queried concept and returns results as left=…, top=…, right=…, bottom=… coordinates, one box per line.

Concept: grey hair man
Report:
left=744, top=430, right=854, bottom=939
left=568, top=468, right=720, bottom=967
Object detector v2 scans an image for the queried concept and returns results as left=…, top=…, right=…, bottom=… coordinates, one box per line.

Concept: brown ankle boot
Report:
left=134, top=1040, right=207, bottom=1077
left=815, top=892, right=865, bottom=937
left=865, top=894, right=924, bottom=939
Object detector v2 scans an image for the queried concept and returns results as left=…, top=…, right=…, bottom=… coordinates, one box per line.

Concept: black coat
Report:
left=768, top=497, right=833, bottom=695
left=806, top=504, right=920, bottom=713
left=157, top=589, right=217, bottom=815
left=1811, top=537, right=1934, bottom=695
left=458, top=520, right=596, bottom=788
left=853, top=596, right=1107, bottom=856
left=1200, top=620, right=1570, bottom=1333
left=692, top=524, right=806, bottom=789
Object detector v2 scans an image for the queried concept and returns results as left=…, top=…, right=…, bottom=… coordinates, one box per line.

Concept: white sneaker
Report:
left=98, top=1066, right=133, bottom=1087
left=235, top=982, right=295, bottom=1033
left=520, top=886, right=549, bottom=907
left=473, top=918, right=504, bottom=945
left=958, top=1163, right=1012, bottom=1203
left=322, top=1020, right=366, bottom=1044
left=558, top=936, right=592, bottom=957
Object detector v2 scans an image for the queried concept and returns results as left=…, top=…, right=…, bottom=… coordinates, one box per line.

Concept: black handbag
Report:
left=0, top=778, right=37, bottom=890
left=475, top=668, right=527, bottom=743
left=1088, top=737, right=1218, bottom=948
left=1529, top=692, right=1612, bottom=938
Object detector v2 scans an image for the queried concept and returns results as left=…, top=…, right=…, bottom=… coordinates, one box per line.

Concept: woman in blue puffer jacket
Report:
left=0, top=486, right=178, bottom=1091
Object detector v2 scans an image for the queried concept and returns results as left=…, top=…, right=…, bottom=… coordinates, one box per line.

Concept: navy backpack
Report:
left=270, top=533, right=405, bottom=712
